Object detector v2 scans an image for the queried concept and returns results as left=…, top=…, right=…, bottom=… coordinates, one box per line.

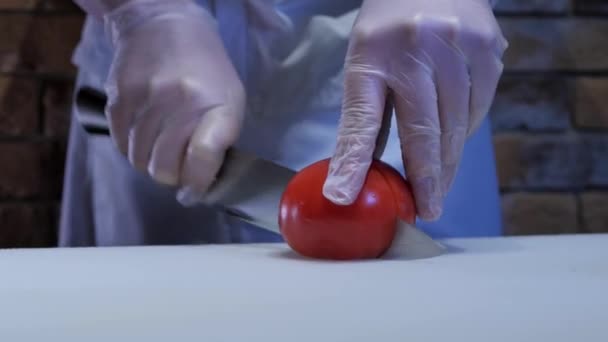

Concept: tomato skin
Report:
left=373, top=161, right=417, bottom=224
left=278, top=158, right=415, bottom=260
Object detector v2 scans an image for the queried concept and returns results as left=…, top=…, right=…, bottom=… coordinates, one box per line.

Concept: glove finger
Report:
left=468, top=49, right=504, bottom=136
left=180, top=105, right=243, bottom=197
left=322, top=71, right=387, bottom=205
left=104, top=67, right=145, bottom=155
left=430, top=30, right=471, bottom=197
left=392, top=66, right=442, bottom=221
left=147, top=114, right=199, bottom=186
left=131, top=77, right=214, bottom=177
left=128, top=102, right=165, bottom=173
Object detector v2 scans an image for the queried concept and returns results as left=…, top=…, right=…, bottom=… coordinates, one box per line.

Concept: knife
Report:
left=75, top=87, right=444, bottom=260
left=201, top=148, right=444, bottom=260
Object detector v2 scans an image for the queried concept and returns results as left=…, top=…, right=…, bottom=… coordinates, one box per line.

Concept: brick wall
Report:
left=0, top=0, right=83, bottom=247
left=0, top=1, right=606, bottom=247
left=492, top=1, right=608, bottom=235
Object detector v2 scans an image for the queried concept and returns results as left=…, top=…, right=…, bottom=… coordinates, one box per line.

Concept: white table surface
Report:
left=1, top=233, right=607, bottom=341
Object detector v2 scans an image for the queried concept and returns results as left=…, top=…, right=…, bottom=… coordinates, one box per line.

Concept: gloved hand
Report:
left=323, top=0, right=508, bottom=221
left=102, top=0, right=246, bottom=204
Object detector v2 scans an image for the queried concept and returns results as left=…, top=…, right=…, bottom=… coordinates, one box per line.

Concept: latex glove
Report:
left=323, top=0, right=508, bottom=220
left=101, top=0, right=245, bottom=204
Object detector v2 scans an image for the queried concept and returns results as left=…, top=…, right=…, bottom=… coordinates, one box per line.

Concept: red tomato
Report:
left=278, top=158, right=416, bottom=260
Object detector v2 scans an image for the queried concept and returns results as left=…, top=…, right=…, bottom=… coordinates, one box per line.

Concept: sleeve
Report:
left=73, top=0, right=125, bottom=17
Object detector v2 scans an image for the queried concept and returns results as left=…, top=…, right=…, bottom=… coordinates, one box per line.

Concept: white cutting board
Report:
left=1, top=234, right=607, bottom=341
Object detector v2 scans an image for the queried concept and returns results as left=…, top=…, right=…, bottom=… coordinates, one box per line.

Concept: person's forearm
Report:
left=73, top=0, right=127, bottom=16
left=74, top=0, right=198, bottom=16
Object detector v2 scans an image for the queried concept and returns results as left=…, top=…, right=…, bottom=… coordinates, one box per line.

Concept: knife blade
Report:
left=384, top=219, right=445, bottom=260
left=197, top=148, right=294, bottom=235
left=76, top=87, right=443, bottom=260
